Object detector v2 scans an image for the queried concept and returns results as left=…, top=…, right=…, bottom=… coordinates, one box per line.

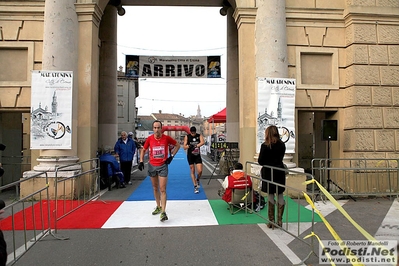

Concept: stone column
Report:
left=255, top=0, right=288, bottom=78
left=75, top=3, right=102, bottom=161
left=233, top=8, right=257, bottom=166
left=22, top=0, right=81, bottom=199
left=226, top=8, right=239, bottom=143
left=255, top=0, right=296, bottom=168
left=37, top=0, right=79, bottom=169
left=98, top=5, right=118, bottom=150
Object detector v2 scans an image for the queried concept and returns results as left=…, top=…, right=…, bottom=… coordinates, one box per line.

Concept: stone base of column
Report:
left=22, top=156, right=83, bottom=200
left=283, top=153, right=296, bottom=168
left=33, top=156, right=80, bottom=171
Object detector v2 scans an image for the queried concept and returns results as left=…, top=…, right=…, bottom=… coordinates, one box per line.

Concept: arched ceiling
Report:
left=120, top=0, right=226, bottom=7
left=97, top=0, right=254, bottom=13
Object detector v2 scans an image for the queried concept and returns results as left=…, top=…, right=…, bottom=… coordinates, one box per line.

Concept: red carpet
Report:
left=0, top=200, right=122, bottom=230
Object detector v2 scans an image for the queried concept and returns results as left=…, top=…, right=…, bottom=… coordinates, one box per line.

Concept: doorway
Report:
left=297, top=111, right=337, bottom=176
left=0, top=112, right=31, bottom=186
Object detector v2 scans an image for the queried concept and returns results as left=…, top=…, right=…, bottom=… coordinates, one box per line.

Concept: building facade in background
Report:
left=117, top=67, right=139, bottom=136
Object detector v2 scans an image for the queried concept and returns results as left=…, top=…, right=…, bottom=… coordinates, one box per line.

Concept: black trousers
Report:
left=0, top=230, right=6, bottom=266
left=120, top=161, right=132, bottom=183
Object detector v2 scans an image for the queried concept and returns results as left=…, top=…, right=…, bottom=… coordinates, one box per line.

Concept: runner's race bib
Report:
left=192, top=147, right=200, bottom=156
left=153, top=146, right=165, bottom=159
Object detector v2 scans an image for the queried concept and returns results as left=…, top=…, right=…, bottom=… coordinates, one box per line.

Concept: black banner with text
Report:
left=125, top=55, right=221, bottom=78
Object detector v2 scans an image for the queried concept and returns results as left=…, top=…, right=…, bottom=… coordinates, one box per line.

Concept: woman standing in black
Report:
left=257, top=125, right=286, bottom=229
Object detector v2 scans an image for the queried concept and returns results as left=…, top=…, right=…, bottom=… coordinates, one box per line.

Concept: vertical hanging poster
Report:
left=30, top=71, right=73, bottom=149
left=257, top=78, right=296, bottom=153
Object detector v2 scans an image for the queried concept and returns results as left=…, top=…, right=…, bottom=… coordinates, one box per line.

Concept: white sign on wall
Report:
left=257, top=78, right=296, bottom=153
left=30, top=71, right=73, bottom=149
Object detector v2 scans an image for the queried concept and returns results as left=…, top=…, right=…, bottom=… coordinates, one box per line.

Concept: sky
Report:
left=117, top=6, right=227, bottom=118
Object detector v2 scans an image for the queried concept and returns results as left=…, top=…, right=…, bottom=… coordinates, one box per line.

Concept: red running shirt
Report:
left=143, top=134, right=177, bottom=166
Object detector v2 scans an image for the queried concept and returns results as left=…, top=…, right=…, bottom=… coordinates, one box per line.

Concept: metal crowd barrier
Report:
left=53, top=158, right=101, bottom=234
left=0, top=156, right=31, bottom=196
left=249, top=160, right=398, bottom=265
left=245, top=161, right=319, bottom=265
left=0, top=170, right=52, bottom=265
left=0, top=158, right=102, bottom=265
left=311, top=158, right=399, bottom=199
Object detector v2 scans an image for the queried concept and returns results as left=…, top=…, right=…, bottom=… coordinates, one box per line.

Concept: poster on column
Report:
left=30, top=71, right=73, bottom=149
left=256, top=78, right=296, bottom=153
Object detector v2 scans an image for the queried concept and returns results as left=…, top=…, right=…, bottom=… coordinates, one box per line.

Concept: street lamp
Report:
left=219, top=0, right=231, bottom=16
left=117, top=6, right=125, bottom=16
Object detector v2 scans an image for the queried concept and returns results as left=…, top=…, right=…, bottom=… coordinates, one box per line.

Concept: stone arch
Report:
left=97, top=0, right=113, bottom=11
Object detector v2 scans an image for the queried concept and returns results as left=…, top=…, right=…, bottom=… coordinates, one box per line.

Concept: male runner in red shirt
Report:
left=138, top=120, right=180, bottom=222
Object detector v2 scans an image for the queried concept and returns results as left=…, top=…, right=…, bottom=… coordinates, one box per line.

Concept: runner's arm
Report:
left=171, top=141, right=180, bottom=157
left=183, top=135, right=189, bottom=150
left=198, top=134, right=205, bottom=148
left=139, top=147, right=147, bottom=163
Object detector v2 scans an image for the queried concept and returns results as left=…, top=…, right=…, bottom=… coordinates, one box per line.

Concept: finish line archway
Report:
left=161, top=126, right=191, bottom=135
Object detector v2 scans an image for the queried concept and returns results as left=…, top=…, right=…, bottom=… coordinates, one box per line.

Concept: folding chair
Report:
left=228, top=182, right=253, bottom=215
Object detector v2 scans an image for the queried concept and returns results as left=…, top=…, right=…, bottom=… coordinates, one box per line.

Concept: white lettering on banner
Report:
left=125, top=55, right=221, bottom=78
left=141, top=64, right=206, bottom=77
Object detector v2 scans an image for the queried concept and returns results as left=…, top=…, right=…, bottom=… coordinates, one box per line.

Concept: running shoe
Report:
left=194, top=186, right=199, bottom=194
left=196, top=178, right=200, bottom=188
left=152, top=206, right=162, bottom=215
left=160, top=212, right=168, bottom=222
